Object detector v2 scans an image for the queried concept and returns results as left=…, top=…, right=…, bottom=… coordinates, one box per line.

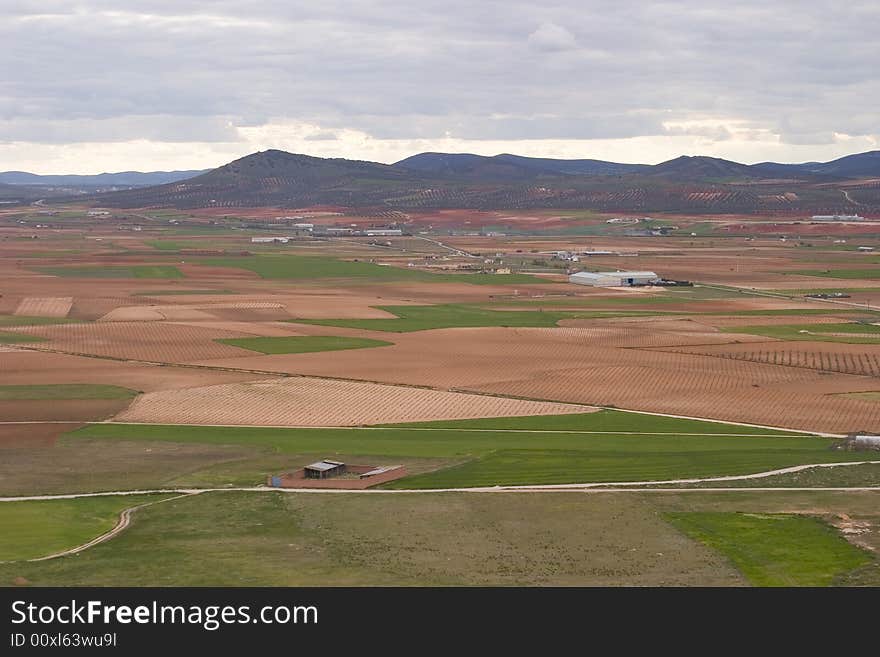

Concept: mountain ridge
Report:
left=27, top=148, right=880, bottom=213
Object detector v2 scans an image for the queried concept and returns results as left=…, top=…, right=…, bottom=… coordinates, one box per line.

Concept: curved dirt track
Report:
left=24, top=493, right=197, bottom=563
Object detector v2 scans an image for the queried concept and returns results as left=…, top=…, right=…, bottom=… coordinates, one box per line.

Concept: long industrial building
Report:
left=569, top=271, right=659, bottom=287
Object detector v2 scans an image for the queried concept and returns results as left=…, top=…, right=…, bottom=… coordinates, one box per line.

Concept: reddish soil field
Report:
left=14, top=297, right=73, bottom=317
left=0, top=349, right=270, bottom=392
left=0, top=399, right=131, bottom=422
left=0, top=423, right=82, bottom=449
left=652, top=340, right=880, bottom=378
left=5, top=322, right=259, bottom=362
left=190, top=323, right=880, bottom=433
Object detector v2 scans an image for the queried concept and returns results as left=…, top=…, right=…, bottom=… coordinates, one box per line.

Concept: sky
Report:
left=2, top=1, right=879, bottom=174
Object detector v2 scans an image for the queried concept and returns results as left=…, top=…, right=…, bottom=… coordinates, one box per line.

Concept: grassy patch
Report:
left=0, top=331, right=45, bottom=344
left=664, top=512, right=873, bottom=586
left=35, top=265, right=184, bottom=279
left=132, top=289, right=235, bottom=296
left=840, top=391, right=880, bottom=401
left=0, top=492, right=744, bottom=585
left=67, top=410, right=876, bottom=489
left=204, top=255, right=446, bottom=281
left=791, top=269, right=880, bottom=280
left=293, top=303, right=659, bottom=332
left=0, top=495, right=167, bottom=561
left=651, top=462, right=880, bottom=489
left=0, top=316, right=74, bottom=327
left=763, top=288, right=880, bottom=296
left=216, top=336, right=393, bottom=354
left=380, top=410, right=799, bottom=435
left=0, top=384, right=137, bottom=401
left=729, top=322, right=880, bottom=344
left=202, top=255, right=549, bottom=285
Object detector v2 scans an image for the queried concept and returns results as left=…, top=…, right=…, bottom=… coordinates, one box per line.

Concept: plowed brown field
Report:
left=116, top=377, right=595, bottom=426
left=0, top=423, right=82, bottom=449
left=0, top=350, right=271, bottom=391
left=5, top=322, right=257, bottom=362
left=651, top=341, right=880, bottom=378
left=188, top=324, right=880, bottom=432
left=14, top=297, right=73, bottom=317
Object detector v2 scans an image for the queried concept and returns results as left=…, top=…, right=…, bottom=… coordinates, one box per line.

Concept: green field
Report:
left=294, top=303, right=659, bottom=332
left=67, top=411, right=876, bottom=489
left=36, top=265, right=184, bottom=279
left=202, top=254, right=548, bottom=285
left=216, top=335, right=393, bottom=354
left=379, top=411, right=797, bottom=434
left=0, top=384, right=136, bottom=401
left=841, top=391, right=880, bottom=401
left=665, top=512, right=873, bottom=586
left=0, top=331, right=45, bottom=344
left=0, top=492, right=746, bottom=586
left=0, top=495, right=167, bottom=561
left=730, top=322, right=880, bottom=344
left=0, top=315, right=74, bottom=327
left=132, top=289, right=235, bottom=296
left=203, top=255, right=446, bottom=281
left=791, top=269, right=880, bottom=280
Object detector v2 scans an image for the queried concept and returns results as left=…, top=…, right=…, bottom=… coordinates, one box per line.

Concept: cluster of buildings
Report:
left=251, top=226, right=405, bottom=243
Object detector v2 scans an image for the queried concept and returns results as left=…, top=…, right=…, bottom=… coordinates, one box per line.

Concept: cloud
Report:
left=527, top=22, right=577, bottom=52
left=0, top=1, right=878, bottom=171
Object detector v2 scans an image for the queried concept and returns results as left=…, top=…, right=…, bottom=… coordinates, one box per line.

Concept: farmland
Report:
left=216, top=335, right=393, bottom=354
left=2, top=205, right=880, bottom=586
left=36, top=265, right=184, bottom=279
left=0, top=384, right=136, bottom=400
left=729, top=322, right=880, bottom=344
left=296, top=304, right=582, bottom=332
left=0, top=495, right=168, bottom=562
left=63, top=412, right=880, bottom=489
left=664, top=512, right=873, bottom=586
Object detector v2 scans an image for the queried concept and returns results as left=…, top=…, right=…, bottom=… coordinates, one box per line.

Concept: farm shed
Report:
left=848, top=435, right=880, bottom=450
left=569, top=271, right=659, bottom=287
left=303, top=459, right=346, bottom=479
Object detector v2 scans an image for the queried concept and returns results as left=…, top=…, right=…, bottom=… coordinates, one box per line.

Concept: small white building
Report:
left=251, top=236, right=289, bottom=244
left=569, top=271, right=660, bottom=287
left=363, top=229, right=403, bottom=237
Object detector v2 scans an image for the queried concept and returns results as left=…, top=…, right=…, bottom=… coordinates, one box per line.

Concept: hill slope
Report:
left=71, top=148, right=880, bottom=213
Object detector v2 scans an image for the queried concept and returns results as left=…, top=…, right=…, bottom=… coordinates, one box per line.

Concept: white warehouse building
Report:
left=569, top=270, right=660, bottom=287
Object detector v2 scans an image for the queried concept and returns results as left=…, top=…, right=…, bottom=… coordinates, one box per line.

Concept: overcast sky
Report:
left=3, top=1, right=878, bottom=173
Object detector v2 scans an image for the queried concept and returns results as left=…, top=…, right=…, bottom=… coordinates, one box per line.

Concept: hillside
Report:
left=393, top=152, right=647, bottom=178
left=651, top=156, right=772, bottom=181
left=50, top=148, right=880, bottom=213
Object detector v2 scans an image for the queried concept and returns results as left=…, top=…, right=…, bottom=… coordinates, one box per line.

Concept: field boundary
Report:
left=2, top=461, right=877, bottom=501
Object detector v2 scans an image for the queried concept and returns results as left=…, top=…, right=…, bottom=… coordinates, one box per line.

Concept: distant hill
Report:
left=393, top=152, right=647, bottom=179
left=0, top=169, right=207, bottom=187
left=51, top=148, right=880, bottom=214
left=754, top=150, right=880, bottom=179
left=651, top=155, right=771, bottom=181
left=89, top=150, right=422, bottom=208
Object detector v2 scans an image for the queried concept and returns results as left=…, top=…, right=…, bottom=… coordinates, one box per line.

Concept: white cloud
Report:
left=527, top=22, right=577, bottom=52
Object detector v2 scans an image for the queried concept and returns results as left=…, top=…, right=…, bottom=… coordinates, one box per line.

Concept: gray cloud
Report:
left=1, top=1, right=878, bottom=156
